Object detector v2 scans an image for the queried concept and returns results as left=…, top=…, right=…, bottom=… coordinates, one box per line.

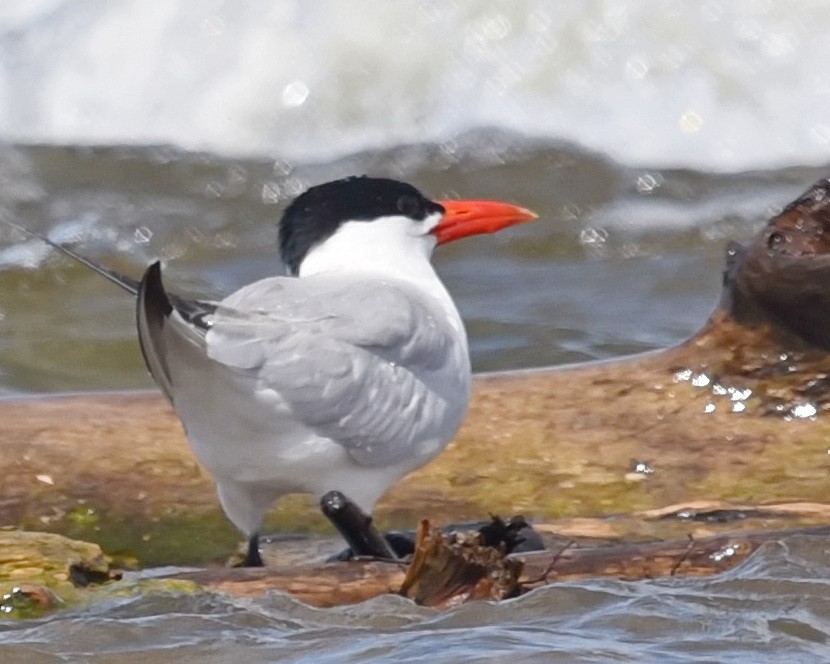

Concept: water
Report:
left=3, top=1, right=830, bottom=661
left=1, top=538, right=829, bottom=662
left=0, top=139, right=820, bottom=394
left=4, top=0, right=830, bottom=170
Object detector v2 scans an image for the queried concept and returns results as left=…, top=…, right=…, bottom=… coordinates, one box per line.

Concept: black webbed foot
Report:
left=325, top=514, right=546, bottom=562
left=320, top=490, right=398, bottom=560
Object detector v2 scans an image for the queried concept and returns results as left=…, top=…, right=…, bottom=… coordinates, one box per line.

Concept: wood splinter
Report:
left=398, top=519, right=524, bottom=608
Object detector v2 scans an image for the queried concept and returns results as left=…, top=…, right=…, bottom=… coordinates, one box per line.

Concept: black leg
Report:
left=320, top=490, right=397, bottom=559
left=243, top=532, right=264, bottom=567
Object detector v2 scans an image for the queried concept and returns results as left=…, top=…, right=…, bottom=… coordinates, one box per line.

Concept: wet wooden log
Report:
left=3, top=179, right=830, bottom=566
left=183, top=559, right=409, bottom=608
left=174, top=523, right=830, bottom=608
left=517, top=526, right=828, bottom=587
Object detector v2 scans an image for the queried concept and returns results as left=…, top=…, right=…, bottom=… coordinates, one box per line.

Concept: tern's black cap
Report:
left=278, top=176, right=444, bottom=275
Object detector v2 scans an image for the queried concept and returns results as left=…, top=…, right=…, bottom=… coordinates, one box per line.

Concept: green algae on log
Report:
left=2, top=179, right=830, bottom=564
left=0, top=530, right=119, bottom=617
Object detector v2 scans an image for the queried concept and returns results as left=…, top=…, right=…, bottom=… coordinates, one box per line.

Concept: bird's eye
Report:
left=396, top=195, right=422, bottom=218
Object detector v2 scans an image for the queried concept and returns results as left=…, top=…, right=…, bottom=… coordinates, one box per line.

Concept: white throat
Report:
left=297, top=213, right=463, bottom=328
left=298, top=214, right=437, bottom=282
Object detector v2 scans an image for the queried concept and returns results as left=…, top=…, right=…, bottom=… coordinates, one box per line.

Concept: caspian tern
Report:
left=4, top=176, right=537, bottom=565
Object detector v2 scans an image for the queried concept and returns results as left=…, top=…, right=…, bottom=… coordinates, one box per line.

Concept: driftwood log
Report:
left=2, top=520, right=828, bottom=612
left=2, top=179, right=830, bottom=603
left=175, top=522, right=830, bottom=608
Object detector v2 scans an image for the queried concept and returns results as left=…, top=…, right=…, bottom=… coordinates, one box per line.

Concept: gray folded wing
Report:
left=137, top=267, right=465, bottom=466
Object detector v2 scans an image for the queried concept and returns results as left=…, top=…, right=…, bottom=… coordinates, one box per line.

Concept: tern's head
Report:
left=278, top=175, right=537, bottom=277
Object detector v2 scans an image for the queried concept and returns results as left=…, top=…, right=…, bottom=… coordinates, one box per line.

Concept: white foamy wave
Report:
left=0, top=239, right=51, bottom=269
left=3, top=0, right=830, bottom=170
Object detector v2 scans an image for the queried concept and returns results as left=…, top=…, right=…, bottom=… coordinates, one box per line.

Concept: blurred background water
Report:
left=2, top=1, right=830, bottom=661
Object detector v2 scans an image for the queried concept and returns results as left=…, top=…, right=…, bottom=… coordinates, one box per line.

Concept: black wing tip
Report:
left=136, top=260, right=175, bottom=401
left=139, top=260, right=173, bottom=317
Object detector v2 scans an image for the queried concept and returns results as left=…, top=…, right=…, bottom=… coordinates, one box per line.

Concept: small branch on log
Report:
left=670, top=534, right=695, bottom=576
left=522, top=538, right=575, bottom=586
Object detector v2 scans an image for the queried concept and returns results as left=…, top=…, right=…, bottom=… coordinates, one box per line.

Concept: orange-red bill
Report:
left=432, top=199, right=538, bottom=245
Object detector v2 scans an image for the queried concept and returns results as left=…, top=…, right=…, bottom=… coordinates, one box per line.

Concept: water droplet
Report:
left=674, top=369, right=693, bottom=382
left=283, top=177, right=305, bottom=196
left=791, top=403, right=817, bottom=419
left=273, top=160, right=293, bottom=176
left=282, top=81, right=309, bottom=108
left=133, top=226, right=153, bottom=243
left=710, top=543, right=740, bottom=562
left=631, top=460, right=654, bottom=475
left=261, top=182, right=281, bottom=205
left=691, top=373, right=710, bottom=387
left=729, top=388, right=752, bottom=401
left=561, top=204, right=582, bottom=221
left=439, top=140, right=458, bottom=156
left=579, top=227, right=608, bottom=245
left=635, top=172, right=663, bottom=194
left=679, top=109, right=704, bottom=133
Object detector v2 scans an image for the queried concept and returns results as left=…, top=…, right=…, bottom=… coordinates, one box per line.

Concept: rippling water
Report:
left=3, top=1, right=830, bottom=660
left=0, top=538, right=828, bottom=662
left=0, top=139, right=823, bottom=394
